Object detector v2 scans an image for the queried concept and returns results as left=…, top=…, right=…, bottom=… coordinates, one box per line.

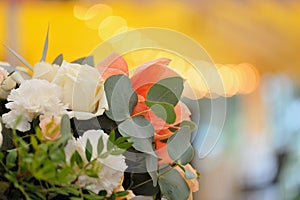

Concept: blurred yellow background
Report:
left=1, top=0, right=300, bottom=78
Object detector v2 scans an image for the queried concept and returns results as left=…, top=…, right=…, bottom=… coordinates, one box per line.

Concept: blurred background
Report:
left=1, top=0, right=300, bottom=199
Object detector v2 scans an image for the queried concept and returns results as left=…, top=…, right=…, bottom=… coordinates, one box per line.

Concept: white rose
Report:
left=52, top=61, right=108, bottom=120
left=33, top=61, right=59, bottom=82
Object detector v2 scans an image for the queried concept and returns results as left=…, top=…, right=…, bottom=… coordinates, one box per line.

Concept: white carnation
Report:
left=64, top=130, right=127, bottom=194
left=2, top=79, right=68, bottom=131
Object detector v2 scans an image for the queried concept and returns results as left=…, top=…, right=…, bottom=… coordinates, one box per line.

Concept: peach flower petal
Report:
left=97, top=53, right=128, bottom=80
left=131, top=58, right=179, bottom=97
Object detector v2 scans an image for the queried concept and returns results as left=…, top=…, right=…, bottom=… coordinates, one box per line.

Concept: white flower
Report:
left=52, top=61, right=108, bottom=120
left=2, top=79, right=68, bottom=132
left=0, top=123, right=3, bottom=147
left=33, top=61, right=59, bottom=82
left=64, top=130, right=127, bottom=194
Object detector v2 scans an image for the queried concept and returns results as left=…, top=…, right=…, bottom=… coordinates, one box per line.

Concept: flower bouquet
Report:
left=0, top=32, right=200, bottom=200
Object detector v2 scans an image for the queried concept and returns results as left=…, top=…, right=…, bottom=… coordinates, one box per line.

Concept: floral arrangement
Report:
left=0, top=32, right=200, bottom=200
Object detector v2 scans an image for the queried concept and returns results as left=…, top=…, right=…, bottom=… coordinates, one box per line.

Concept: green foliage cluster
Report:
left=0, top=115, right=132, bottom=200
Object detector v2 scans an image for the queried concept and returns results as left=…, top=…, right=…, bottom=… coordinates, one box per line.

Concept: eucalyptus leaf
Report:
left=60, top=115, right=71, bottom=136
left=104, top=74, right=137, bottom=121
left=167, top=126, right=194, bottom=164
left=4, top=45, right=33, bottom=71
left=52, top=54, right=63, bottom=66
left=185, top=168, right=197, bottom=180
left=40, top=25, right=49, bottom=62
left=71, top=56, right=94, bottom=67
left=146, top=154, right=158, bottom=187
left=146, top=77, right=184, bottom=106
left=82, top=56, right=95, bottom=67
left=178, top=145, right=194, bottom=165
left=71, top=57, right=86, bottom=64
left=158, top=168, right=190, bottom=200
left=176, top=120, right=197, bottom=131
left=118, top=116, right=155, bottom=155
left=145, top=100, right=176, bottom=124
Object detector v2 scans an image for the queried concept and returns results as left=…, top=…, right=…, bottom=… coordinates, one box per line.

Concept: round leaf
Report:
left=145, top=100, right=176, bottom=124
left=146, top=77, right=184, bottom=106
left=104, top=75, right=138, bottom=121
left=167, top=126, right=194, bottom=164
left=118, top=116, right=155, bottom=155
left=158, top=168, right=190, bottom=200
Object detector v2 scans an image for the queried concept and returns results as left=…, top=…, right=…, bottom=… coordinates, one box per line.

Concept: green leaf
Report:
left=178, top=145, right=194, bottom=165
left=30, top=135, right=38, bottom=150
left=146, top=155, right=158, bottom=187
left=49, top=149, right=66, bottom=162
left=71, top=57, right=85, bottom=64
left=167, top=126, right=194, bottom=165
left=146, top=77, right=184, bottom=106
left=158, top=168, right=190, bottom=200
left=118, top=116, right=155, bottom=155
left=57, top=166, right=74, bottom=182
left=97, top=136, right=104, bottom=155
left=82, top=56, right=95, bottom=67
left=60, top=115, right=71, bottom=136
left=115, top=191, right=129, bottom=197
left=70, top=150, right=83, bottom=167
left=117, top=142, right=133, bottom=150
left=146, top=100, right=176, bottom=124
left=6, top=149, right=17, bottom=169
left=0, top=152, right=4, bottom=160
left=104, top=74, right=138, bottom=121
left=176, top=120, right=197, bottom=131
left=52, top=53, right=63, bottom=66
left=185, top=168, right=197, bottom=180
left=85, top=139, right=93, bottom=162
left=107, top=130, right=115, bottom=151
left=85, top=170, right=99, bottom=178
left=98, top=190, right=108, bottom=196
left=70, top=197, right=82, bottom=200
left=115, top=136, right=130, bottom=145
left=71, top=56, right=94, bottom=67
left=111, top=149, right=125, bottom=155
left=40, top=25, right=49, bottom=62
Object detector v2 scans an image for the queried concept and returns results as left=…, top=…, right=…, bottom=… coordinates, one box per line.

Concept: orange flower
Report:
left=97, top=53, right=192, bottom=141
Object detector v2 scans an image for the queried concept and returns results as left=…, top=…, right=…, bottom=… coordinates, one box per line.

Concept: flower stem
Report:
left=130, top=109, right=151, bottom=118
left=130, top=162, right=179, bottom=190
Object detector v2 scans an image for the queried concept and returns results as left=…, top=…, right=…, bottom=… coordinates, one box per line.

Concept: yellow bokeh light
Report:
left=98, top=16, right=128, bottom=41
left=84, top=4, right=113, bottom=30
